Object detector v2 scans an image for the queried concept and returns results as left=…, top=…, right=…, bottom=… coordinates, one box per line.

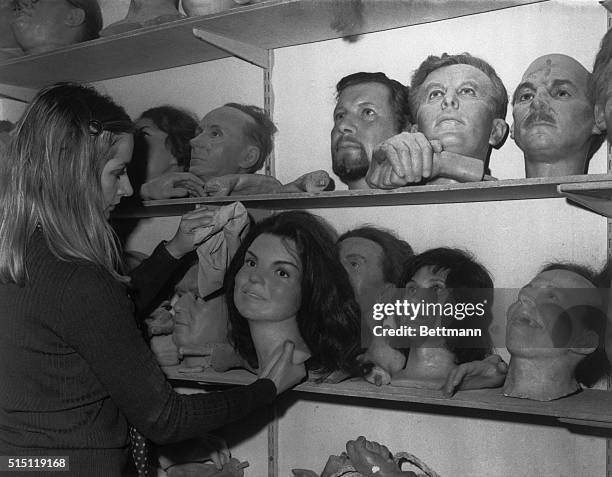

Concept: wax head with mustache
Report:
left=511, top=54, right=605, bottom=178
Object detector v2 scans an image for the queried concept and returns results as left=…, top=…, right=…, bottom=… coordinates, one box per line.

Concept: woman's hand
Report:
left=165, top=207, right=219, bottom=259
left=258, top=341, right=306, bottom=394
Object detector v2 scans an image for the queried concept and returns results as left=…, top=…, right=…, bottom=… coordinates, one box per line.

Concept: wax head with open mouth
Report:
left=504, top=267, right=609, bottom=401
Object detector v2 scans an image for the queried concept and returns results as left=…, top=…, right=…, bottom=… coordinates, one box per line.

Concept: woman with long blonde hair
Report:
left=0, top=83, right=304, bottom=476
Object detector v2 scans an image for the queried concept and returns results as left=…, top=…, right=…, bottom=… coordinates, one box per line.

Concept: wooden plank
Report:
left=559, top=181, right=612, bottom=218
left=165, top=367, right=612, bottom=428
left=110, top=174, right=612, bottom=218
left=0, top=0, right=548, bottom=88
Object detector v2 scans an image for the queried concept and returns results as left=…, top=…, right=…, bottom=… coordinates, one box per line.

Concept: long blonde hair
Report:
left=0, top=83, right=134, bottom=285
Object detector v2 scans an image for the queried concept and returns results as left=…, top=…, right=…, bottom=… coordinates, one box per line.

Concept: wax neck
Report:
left=248, top=316, right=311, bottom=370
left=346, top=177, right=371, bottom=190
left=503, top=355, right=580, bottom=401
left=524, top=152, right=587, bottom=178
left=403, top=343, right=456, bottom=380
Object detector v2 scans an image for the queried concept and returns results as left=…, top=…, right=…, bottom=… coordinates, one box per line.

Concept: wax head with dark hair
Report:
left=332, top=72, right=411, bottom=188
left=131, top=106, right=198, bottom=189
left=337, top=226, right=414, bottom=287
left=336, top=72, right=413, bottom=133
left=539, top=262, right=610, bottom=387
left=139, top=106, right=198, bottom=170
left=400, top=247, right=493, bottom=363
left=225, top=211, right=361, bottom=374
left=0, top=82, right=133, bottom=285
left=223, top=103, right=277, bottom=173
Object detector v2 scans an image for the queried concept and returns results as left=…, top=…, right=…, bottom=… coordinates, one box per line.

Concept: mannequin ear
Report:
left=65, top=7, right=86, bottom=27
left=570, top=330, right=598, bottom=356
left=410, top=123, right=419, bottom=133
left=488, top=118, right=509, bottom=148
left=238, top=145, right=261, bottom=171
left=594, top=103, right=607, bottom=135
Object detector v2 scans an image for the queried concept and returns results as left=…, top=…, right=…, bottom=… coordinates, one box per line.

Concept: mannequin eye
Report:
left=518, top=92, right=534, bottom=102
left=428, top=90, right=444, bottom=100
left=458, top=87, right=476, bottom=96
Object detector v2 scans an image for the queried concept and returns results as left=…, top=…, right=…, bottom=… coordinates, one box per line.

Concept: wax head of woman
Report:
left=130, top=106, right=198, bottom=188
left=0, top=82, right=134, bottom=285
left=225, top=211, right=361, bottom=374
left=391, top=247, right=493, bottom=387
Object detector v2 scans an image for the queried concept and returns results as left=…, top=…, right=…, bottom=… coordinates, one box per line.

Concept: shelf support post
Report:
left=192, top=28, right=269, bottom=68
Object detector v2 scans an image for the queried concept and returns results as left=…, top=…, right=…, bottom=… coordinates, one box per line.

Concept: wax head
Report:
left=332, top=82, right=399, bottom=188
left=506, top=269, right=600, bottom=359
left=11, top=0, right=102, bottom=54
left=408, top=53, right=508, bottom=163
left=331, top=72, right=411, bottom=189
left=413, top=64, right=507, bottom=161
left=511, top=54, right=602, bottom=176
left=189, top=104, right=275, bottom=180
left=134, top=117, right=179, bottom=180
left=593, top=29, right=612, bottom=142
left=233, top=233, right=302, bottom=322
left=0, top=0, right=20, bottom=49
left=338, top=236, right=386, bottom=300
left=171, top=264, right=229, bottom=349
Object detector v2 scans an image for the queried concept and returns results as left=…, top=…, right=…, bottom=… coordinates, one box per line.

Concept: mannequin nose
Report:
left=441, top=92, right=458, bottom=109
left=518, top=291, right=537, bottom=308
left=530, top=90, right=551, bottom=110
left=247, top=271, right=264, bottom=284
left=337, top=115, right=357, bottom=134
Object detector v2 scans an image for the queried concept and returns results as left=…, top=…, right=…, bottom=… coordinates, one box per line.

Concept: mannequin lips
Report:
left=435, top=115, right=465, bottom=127
left=241, top=287, right=265, bottom=300
left=336, top=139, right=362, bottom=151
left=510, top=310, right=543, bottom=329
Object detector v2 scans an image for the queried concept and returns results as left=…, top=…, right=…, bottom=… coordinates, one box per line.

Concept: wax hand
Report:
left=140, top=172, right=206, bottom=199
left=346, top=436, right=412, bottom=477
left=204, top=174, right=283, bottom=196
left=366, top=132, right=439, bottom=189
left=280, top=170, right=335, bottom=193
left=366, top=132, right=486, bottom=189
left=442, top=354, right=508, bottom=397
left=165, top=206, right=219, bottom=258
left=257, top=341, right=306, bottom=395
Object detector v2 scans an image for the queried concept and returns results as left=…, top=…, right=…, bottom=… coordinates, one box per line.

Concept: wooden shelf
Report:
left=0, top=0, right=547, bottom=88
left=111, top=174, right=612, bottom=218
left=165, top=366, right=612, bottom=429
left=559, top=180, right=612, bottom=218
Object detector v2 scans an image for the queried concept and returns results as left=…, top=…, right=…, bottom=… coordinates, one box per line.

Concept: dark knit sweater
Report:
left=0, top=229, right=276, bottom=476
